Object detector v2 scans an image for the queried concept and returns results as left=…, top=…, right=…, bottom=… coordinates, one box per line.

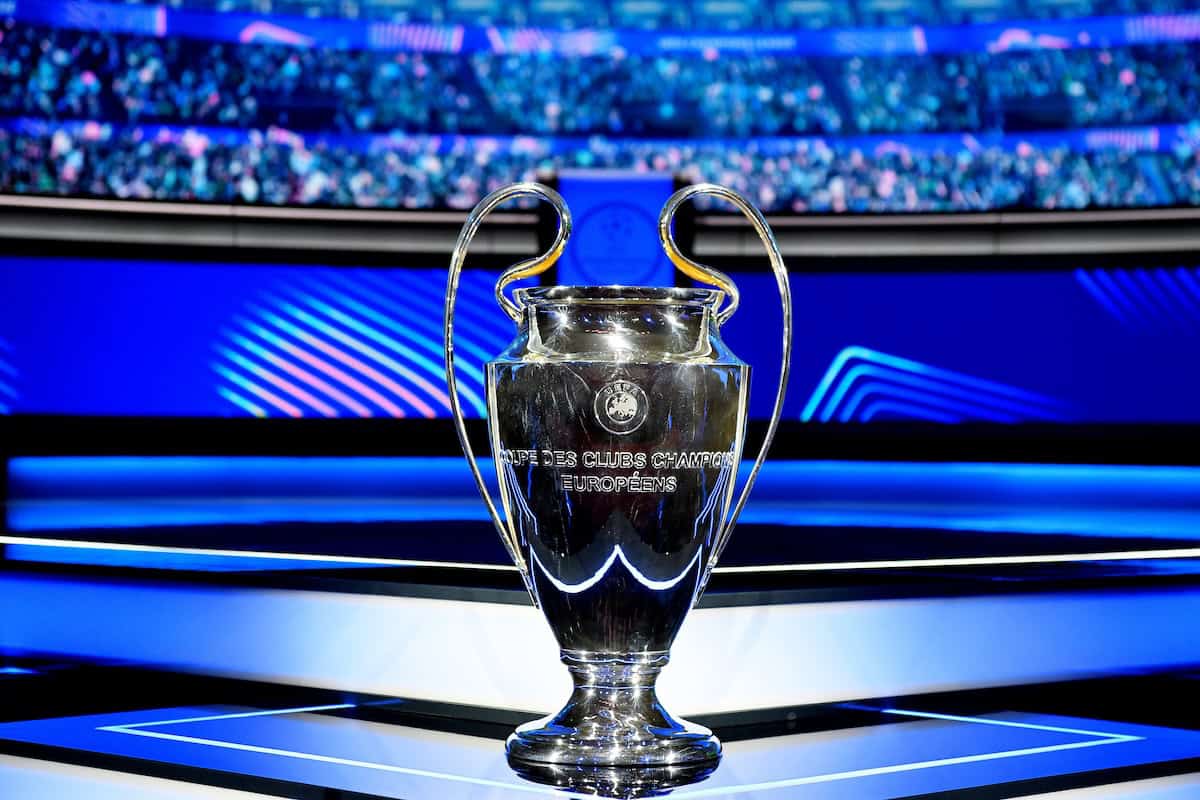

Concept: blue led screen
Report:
left=18, top=0, right=1200, bottom=58
left=554, top=172, right=676, bottom=290
left=720, top=266, right=1200, bottom=423
left=0, top=257, right=509, bottom=418
left=2, top=255, right=1200, bottom=422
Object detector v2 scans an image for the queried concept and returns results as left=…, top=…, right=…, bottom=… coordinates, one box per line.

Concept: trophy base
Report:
left=508, top=760, right=718, bottom=797
left=505, top=650, right=721, bottom=768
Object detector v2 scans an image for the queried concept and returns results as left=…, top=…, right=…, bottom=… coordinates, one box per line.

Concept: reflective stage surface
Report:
left=2, top=696, right=1200, bottom=799
left=5, top=455, right=1200, bottom=796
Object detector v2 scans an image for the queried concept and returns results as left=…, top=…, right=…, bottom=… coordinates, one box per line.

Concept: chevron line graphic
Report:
left=802, top=346, right=1066, bottom=424
left=859, top=400, right=961, bottom=423
left=833, top=367, right=1060, bottom=422
left=840, top=381, right=1023, bottom=423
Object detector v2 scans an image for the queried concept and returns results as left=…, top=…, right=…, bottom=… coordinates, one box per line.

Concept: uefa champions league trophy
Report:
left=444, top=182, right=791, bottom=770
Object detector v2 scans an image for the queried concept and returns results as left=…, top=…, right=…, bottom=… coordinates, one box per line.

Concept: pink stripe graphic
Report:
left=289, top=301, right=453, bottom=411
left=238, top=359, right=339, bottom=417
left=269, top=304, right=439, bottom=418
left=260, top=331, right=407, bottom=418
left=220, top=370, right=303, bottom=418
left=244, top=343, right=373, bottom=418
left=291, top=330, right=436, bottom=418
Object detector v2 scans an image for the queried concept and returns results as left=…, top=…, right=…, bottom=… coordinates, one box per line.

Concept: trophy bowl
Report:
left=444, top=182, right=791, bottom=769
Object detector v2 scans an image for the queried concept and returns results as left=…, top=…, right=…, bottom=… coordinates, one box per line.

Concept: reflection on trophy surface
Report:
left=491, top=292, right=746, bottom=658
left=445, top=181, right=791, bottom=772
left=509, top=759, right=717, bottom=799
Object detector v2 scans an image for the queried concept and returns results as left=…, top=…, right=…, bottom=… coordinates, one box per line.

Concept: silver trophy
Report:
left=444, top=182, right=791, bottom=769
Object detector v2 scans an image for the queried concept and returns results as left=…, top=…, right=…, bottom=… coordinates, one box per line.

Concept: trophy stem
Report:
left=506, top=650, right=721, bottom=768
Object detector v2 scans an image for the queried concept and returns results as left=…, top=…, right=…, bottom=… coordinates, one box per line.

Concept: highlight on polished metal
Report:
left=510, top=758, right=717, bottom=798
left=444, top=181, right=792, bottom=772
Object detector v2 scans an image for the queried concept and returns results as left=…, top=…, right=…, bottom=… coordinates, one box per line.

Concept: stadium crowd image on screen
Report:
left=1, top=0, right=1199, bottom=213
left=3, top=0, right=1200, bottom=798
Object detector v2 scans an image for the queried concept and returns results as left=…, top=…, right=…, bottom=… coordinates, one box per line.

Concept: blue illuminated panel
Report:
left=554, top=172, right=676, bottom=289
left=8, top=457, right=1200, bottom=544
left=3, top=257, right=1200, bottom=422
left=0, top=258, right=508, bottom=418
left=0, top=336, right=15, bottom=416
left=720, top=267, right=1200, bottom=422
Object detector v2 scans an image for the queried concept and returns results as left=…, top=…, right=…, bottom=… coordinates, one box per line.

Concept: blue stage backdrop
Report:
left=555, top=171, right=675, bottom=289
left=0, top=258, right=509, bottom=418
left=2, top=255, right=1200, bottom=421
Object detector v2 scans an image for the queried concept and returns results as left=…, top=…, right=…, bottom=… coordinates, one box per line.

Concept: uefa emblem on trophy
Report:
left=444, top=182, right=792, bottom=771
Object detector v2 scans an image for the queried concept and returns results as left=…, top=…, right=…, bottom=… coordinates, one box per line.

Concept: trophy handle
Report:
left=658, top=183, right=793, bottom=597
left=445, top=182, right=572, bottom=595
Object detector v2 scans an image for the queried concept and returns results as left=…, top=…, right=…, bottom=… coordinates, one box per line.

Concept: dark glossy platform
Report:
left=3, top=456, right=1200, bottom=796
left=8, top=705, right=1200, bottom=799
left=1, top=665, right=1200, bottom=799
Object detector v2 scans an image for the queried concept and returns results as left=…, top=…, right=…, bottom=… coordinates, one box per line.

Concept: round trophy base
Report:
left=508, top=759, right=718, bottom=798
left=505, top=650, right=721, bottom=768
